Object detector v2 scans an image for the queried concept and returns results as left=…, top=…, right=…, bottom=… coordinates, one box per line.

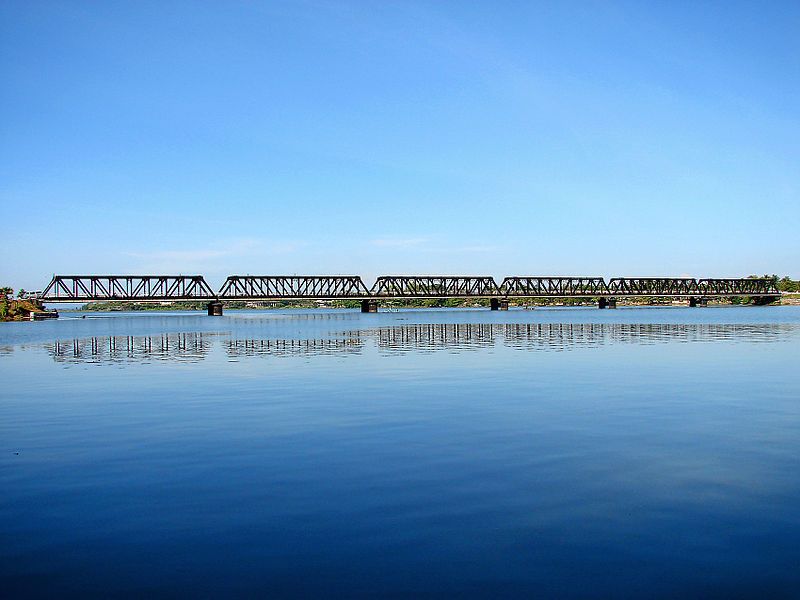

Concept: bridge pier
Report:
left=598, top=297, right=617, bottom=309
left=490, top=298, right=509, bottom=311
left=207, top=301, right=223, bottom=316
left=752, top=295, right=778, bottom=305
left=361, top=299, right=378, bottom=313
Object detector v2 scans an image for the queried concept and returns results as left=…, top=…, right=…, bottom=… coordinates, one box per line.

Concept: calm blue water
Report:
left=2, top=306, right=800, bottom=597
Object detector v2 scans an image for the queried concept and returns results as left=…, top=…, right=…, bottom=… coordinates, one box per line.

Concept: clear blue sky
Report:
left=2, top=1, right=798, bottom=290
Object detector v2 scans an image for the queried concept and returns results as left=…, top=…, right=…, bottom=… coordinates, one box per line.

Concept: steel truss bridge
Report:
left=37, top=275, right=780, bottom=313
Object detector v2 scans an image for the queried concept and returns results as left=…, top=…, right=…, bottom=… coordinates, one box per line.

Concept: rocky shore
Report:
left=0, top=297, right=57, bottom=321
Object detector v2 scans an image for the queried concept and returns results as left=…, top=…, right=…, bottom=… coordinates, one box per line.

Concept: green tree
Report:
left=779, top=276, right=799, bottom=292
left=0, top=287, right=10, bottom=320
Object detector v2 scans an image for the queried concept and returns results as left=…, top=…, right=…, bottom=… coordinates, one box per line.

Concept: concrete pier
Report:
left=490, top=298, right=509, bottom=311
left=361, top=299, right=378, bottom=313
left=207, top=301, right=223, bottom=316
left=599, top=297, right=617, bottom=309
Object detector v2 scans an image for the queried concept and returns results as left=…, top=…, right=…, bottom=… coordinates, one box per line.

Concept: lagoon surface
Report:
left=2, top=306, right=800, bottom=597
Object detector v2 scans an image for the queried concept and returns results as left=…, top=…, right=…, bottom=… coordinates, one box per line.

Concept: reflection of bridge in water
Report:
left=226, top=337, right=363, bottom=358
left=372, top=323, right=793, bottom=352
left=47, top=323, right=794, bottom=364
left=36, top=275, right=782, bottom=314
left=50, top=333, right=211, bottom=364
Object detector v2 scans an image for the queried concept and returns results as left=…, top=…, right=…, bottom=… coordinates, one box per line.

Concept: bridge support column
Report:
left=207, top=301, right=223, bottom=316
left=689, top=297, right=708, bottom=307
left=490, top=298, right=508, bottom=311
left=599, top=297, right=617, bottom=309
left=361, top=299, right=378, bottom=313
left=752, top=296, right=778, bottom=306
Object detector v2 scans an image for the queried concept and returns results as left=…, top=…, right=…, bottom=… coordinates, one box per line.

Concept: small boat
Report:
left=31, top=310, right=59, bottom=321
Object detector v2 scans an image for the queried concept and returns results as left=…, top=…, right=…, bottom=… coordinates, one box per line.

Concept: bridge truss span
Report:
left=218, top=276, right=371, bottom=300
left=697, top=278, right=779, bottom=296
left=606, top=278, right=701, bottom=296
left=500, top=277, right=609, bottom=297
left=40, top=275, right=217, bottom=302
left=604, top=277, right=779, bottom=297
left=370, top=276, right=501, bottom=297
